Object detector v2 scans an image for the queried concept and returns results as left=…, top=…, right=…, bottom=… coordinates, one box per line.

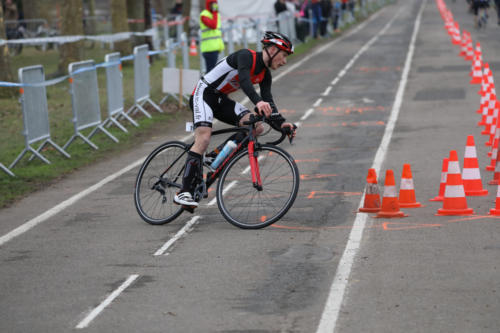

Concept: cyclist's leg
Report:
left=211, top=95, right=251, bottom=148
left=174, top=84, right=216, bottom=206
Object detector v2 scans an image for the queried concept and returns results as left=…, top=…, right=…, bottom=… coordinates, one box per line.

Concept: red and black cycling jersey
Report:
left=202, top=49, right=274, bottom=106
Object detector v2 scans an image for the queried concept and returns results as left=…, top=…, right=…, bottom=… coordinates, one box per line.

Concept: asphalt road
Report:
left=1, top=0, right=500, bottom=332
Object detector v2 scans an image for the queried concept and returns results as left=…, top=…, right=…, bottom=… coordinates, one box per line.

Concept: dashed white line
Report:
left=313, top=98, right=323, bottom=108
left=321, top=86, right=333, bottom=96
left=153, top=216, right=201, bottom=256
left=315, top=1, right=424, bottom=332
left=301, top=108, right=315, bottom=121
left=75, top=274, right=139, bottom=329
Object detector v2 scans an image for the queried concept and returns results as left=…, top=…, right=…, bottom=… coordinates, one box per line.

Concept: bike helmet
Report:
left=261, top=31, right=294, bottom=55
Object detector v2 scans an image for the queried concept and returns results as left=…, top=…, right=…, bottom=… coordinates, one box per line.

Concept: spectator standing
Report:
left=332, top=0, right=341, bottom=32
left=170, top=0, right=183, bottom=16
left=495, top=0, right=500, bottom=25
left=310, top=0, right=323, bottom=38
left=200, top=0, right=225, bottom=72
left=275, top=0, right=288, bottom=15
left=4, top=0, right=19, bottom=39
left=320, top=0, right=332, bottom=36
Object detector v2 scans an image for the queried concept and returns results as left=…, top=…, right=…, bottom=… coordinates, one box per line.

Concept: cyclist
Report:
left=174, top=31, right=297, bottom=208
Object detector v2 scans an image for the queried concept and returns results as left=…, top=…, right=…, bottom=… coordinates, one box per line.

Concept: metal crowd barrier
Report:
left=103, top=52, right=138, bottom=132
left=64, top=60, right=118, bottom=150
left=126, top=44, right=163, bottom=119
left=10, top=65, right=70, bottom=170
left=1, top=163, right=14, bottom=176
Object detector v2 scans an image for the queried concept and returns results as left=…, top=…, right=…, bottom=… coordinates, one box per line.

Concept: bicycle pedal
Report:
left=182, top=205, right=196, bottom=214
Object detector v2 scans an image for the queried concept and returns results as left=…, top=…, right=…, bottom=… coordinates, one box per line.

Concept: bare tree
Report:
left=57, top=0, right=84, bottom=75
left=111, top=0, right=131, bottom=55
left=0, top=3, right=16, bottom=99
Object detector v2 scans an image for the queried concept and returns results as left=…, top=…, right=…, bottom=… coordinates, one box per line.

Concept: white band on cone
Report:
left=464, top=146, right=477, bottom=157
left=462, top=168, right=481, bottom=180
left=383, top=185, right=397, bottom=197
left=444, top=185, right=466, bottom=198
left=448, top=161, right=461, bottom=174
left=400, top=178, right=414, bottom=190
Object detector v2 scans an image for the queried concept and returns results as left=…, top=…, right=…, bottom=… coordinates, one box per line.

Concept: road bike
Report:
left=134, top=114, right=300, bottom=229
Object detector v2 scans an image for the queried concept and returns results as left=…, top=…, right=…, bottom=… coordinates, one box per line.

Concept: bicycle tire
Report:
left=216, top=144, right=300, bottom=229
left=134, top=141, right=188, bottom=225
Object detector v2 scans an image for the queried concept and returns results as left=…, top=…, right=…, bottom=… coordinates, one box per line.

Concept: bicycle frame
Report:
left=159, top=114, right=290, bottom=202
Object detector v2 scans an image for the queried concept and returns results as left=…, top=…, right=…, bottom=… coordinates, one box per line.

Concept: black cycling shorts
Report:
left=190, top=80, right=251, bottom=129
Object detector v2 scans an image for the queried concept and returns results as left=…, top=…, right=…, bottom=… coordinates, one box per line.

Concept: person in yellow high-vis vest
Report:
left=200, top=0, right=225, bottom=72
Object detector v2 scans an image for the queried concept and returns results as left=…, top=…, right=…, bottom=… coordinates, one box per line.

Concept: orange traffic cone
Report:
left=489, top=184, right=500, bottom=215
left=359, top=168, right=381, bottom=213
left=465, top=38, right=474, bottom=61
left=376, top=169, right=407, bottom=218
left=398, top=164, right=422, bottom=208
left=470, top=44, right=483, bottom=84
left=462, top=135, right=488, bottom=196
left=489, top=124, right=500, bottom=185
left=430, top=157, right=448, bottom=201
left=436, top=150, right=474, bottom=215
left=487, top=125, right=499, bottom=165
left=189, top=38, right=198, bottom=56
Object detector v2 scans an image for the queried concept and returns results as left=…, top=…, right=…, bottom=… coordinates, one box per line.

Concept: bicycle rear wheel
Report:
left=134, top=141, right=188, bottom=225
left=216, top=144, right=300, bottom=229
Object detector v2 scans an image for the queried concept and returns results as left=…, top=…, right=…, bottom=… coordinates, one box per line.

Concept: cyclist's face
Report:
left=270, top=49, right=288, bottom=70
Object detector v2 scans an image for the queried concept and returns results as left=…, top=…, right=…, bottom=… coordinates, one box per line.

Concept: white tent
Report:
left=219, top=0, right=274, bottom=20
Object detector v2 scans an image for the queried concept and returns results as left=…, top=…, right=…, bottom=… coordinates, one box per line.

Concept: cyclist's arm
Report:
left=259, top=71, right=289, bottom=131
left=236, top=50, right=263, bottom=105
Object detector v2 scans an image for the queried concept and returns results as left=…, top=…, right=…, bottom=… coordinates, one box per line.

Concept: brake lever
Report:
left=284, top=124, right=297, bottom=144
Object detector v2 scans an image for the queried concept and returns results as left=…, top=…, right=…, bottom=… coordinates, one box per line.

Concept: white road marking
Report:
left=301, top=108, right=315, bottom=121
left=331, top=77, right=340, bottom=86
left=207, top=181, right=237, bottom=206
left=75, top=274, right=139, bottom=329
left=0, top=158, right=145, bottom=247
left=0, top=9, right=383, bottom=249
left=315, top=2, right=425, bottom=332
left=321, top=86, right=333, bottom=96
left=153, top=216, right=201, bottom=256
left=313, top=98, right=323, bottom=107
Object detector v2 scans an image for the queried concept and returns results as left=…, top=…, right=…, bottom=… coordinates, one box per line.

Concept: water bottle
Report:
left=210, top=140, right=237, bottom=170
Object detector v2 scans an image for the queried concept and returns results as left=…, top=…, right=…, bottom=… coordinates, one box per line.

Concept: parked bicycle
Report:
left=134, top=114, right=299, bottom=229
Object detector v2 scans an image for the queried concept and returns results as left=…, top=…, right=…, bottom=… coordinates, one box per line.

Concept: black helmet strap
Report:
left=264, top=46, right=280, bottom=68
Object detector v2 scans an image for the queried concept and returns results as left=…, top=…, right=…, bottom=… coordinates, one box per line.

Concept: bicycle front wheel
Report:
left=216, top=144, right=300, bottom=229
left=134, top=141, right=188, bottom=225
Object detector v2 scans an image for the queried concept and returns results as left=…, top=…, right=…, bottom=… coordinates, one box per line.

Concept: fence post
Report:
left=126, top=44, right=163, bottom=118
left=63, top=60, right=118, bottom=150
left=10, top=65, right=70, bottom=169
left=228, top=21, right=235, bottom=54
left=104, top=52, right=138, bottom=131
left=181, top=32, right=190, bottom=70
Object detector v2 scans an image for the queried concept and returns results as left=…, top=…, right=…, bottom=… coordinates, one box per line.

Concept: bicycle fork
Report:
left=248, top=141, right=263, bottom=191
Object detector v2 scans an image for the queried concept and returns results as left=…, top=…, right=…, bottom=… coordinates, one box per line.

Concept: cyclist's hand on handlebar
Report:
left=256, top=101, right=272, bottom=118
left=281, top=122, right=297, bottom=143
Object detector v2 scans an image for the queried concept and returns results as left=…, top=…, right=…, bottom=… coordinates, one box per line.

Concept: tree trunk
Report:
left=111, top=0, right=131, bottom=55
left=57, top=0, right=84, bottom=75
left=144, top=0, right=153, bottom=50
left=127, top=0, right=143, bottom=32
left=182, top=0, right=191, bottom=34
left=0, top=3, right=16, bottom=99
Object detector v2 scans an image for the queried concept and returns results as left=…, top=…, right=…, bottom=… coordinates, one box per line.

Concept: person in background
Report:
left=332, top=0, right=341, bottom=32
left=170, top=0, right=183, bottom=16
left=275, top=0, right=288, bottom=15
left=200, top=0, right=225, bottom=72
left=320, top=0, right=332, bottom=36
left=495, top=0, right=500, bottom=25
left=310, top=0, right=323, bottom=38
